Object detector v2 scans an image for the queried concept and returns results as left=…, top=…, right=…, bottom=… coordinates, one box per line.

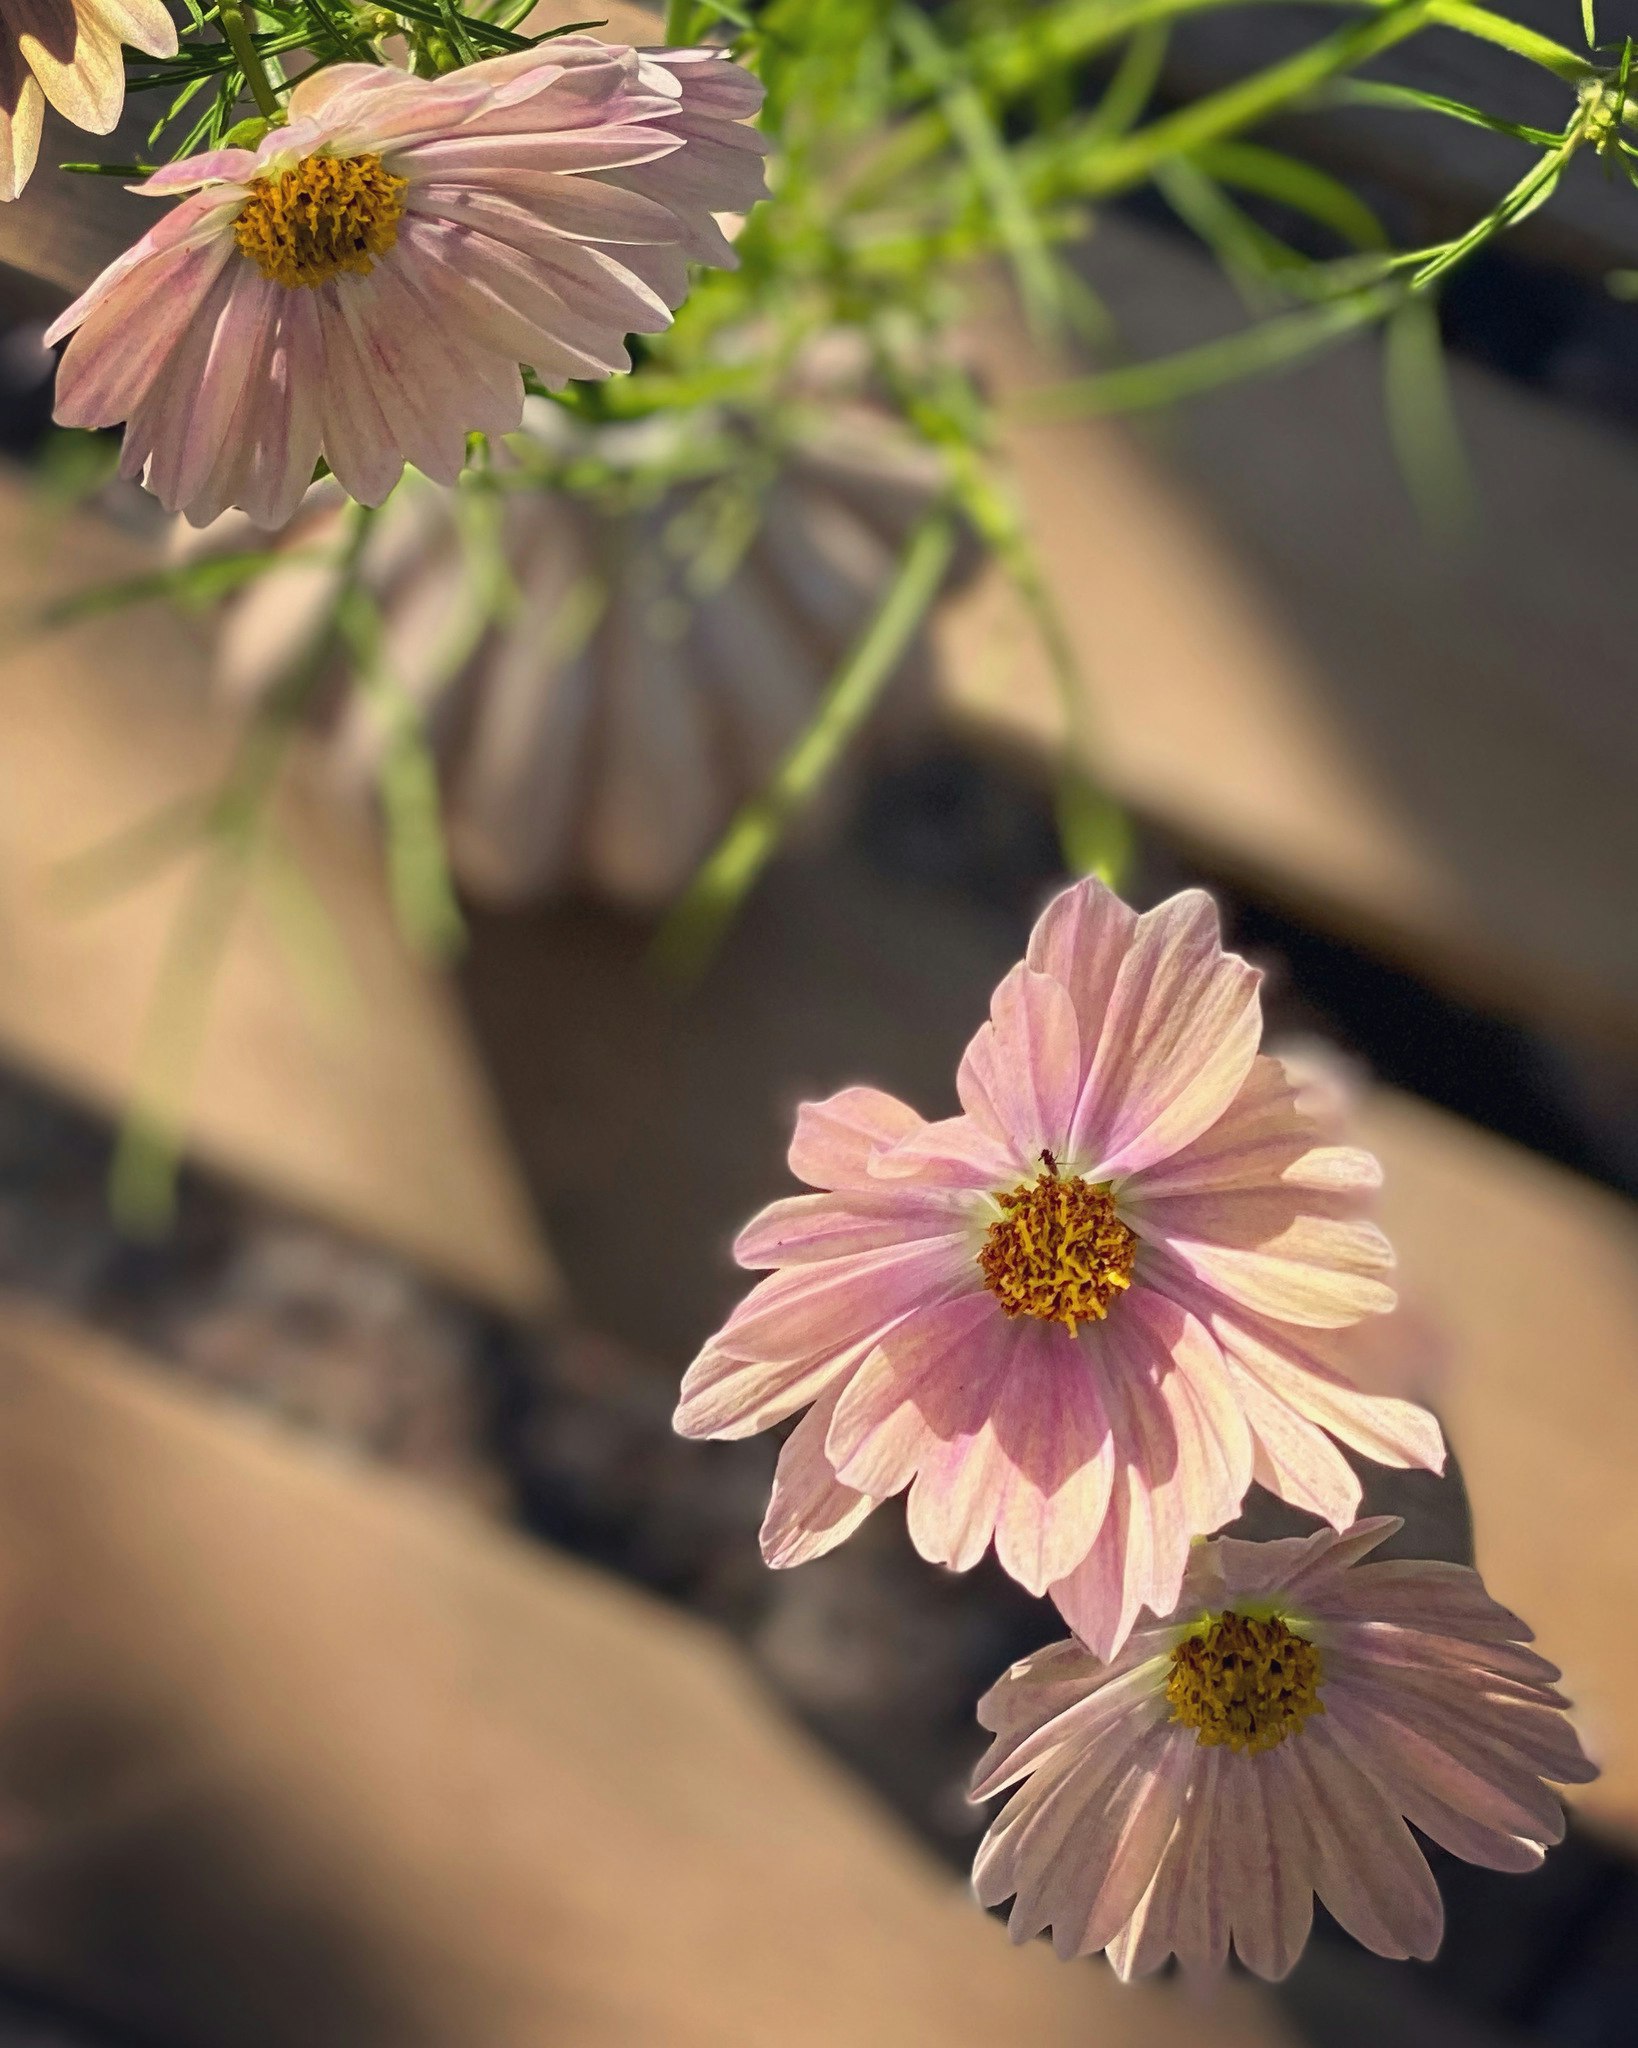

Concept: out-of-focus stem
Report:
left=656, top=506, right=959, bottom=973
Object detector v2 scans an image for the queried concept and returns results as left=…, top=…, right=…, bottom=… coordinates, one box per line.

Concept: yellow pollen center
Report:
left=977, top=1155, right=1136, bottom=1335
left=234, top=152, right=408, bottom=289
left=1166, top=1611, right=1324, bottom=1755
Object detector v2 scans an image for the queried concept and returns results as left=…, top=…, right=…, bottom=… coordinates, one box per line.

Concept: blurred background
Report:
left=0, top=1, right=1634, bottom=2044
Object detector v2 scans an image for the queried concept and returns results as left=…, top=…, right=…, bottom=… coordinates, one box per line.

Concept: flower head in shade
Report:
left=1, top=0, right=177, bottom=202
left=187, top=381, right=960, bottom=903
left=674, top=877, right=1446, bottom=1656
left=45, top=38, right=765, bottom=526
left=971, top=1518, right=1597, bottom=1978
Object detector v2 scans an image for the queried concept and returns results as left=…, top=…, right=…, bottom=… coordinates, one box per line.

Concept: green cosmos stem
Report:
left=218, top=0, right=283, bottom=119
left=655, top=506, right=960, bottom=974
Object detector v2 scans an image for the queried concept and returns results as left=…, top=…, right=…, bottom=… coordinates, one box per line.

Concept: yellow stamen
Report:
left=1166, top=1611, right=1324, bottom=1755
left=234, top=152, right=408, bottom=289
left=977, top=1153, right=1136, bottom=1334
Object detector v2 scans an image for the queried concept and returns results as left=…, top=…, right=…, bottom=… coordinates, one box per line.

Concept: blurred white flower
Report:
left=192, top=390, right=965, bottom=905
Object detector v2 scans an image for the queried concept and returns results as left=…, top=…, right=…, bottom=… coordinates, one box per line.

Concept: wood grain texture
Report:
left=0, top=1293, right=1292, bottom=2048
left=940, top=226, right=1638, bottom=1050
left=0, top=471, right=555, bottom=1316
left=1364, top=1091, right=1638, bottom=1835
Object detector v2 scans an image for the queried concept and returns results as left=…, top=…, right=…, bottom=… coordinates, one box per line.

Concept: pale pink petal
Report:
left=788, top=1086, right=923, bottom=1191
left=868, top=1113, right=1019, bottom=1191
left=1237, top=1366, right=1364, bottom=1528
left=1324, top=1690, right=1567, bottom=1863
left=1050, top=1290, right=1251, bottom=1656
left=903, top=1328, right=1116, bottom=1592
left=1218, top=1748, right=1315, bottom=1979
left=972, top=1653, right=1172, bottom=1800
left=138, top=147, right=260, bottom=194
left=1025, top=875, right=1140, bottom=1076
left=399, top=125, right=684, bottom=178
left=733, top=1186, right=975, bottom=1268
left=1137, top=1203, right=1396, bottom=1329
left=1289, top=1721, right=1444, bottom=1960
left=712, top=1232, right=972, bottom=1367
left=1122, top=1054, right=1377, bottom=1202
left=179, top=279, right=325, bottom=530
left=956, top=963, right=1080, bottom=1166
left=827, top=1292, right=1015, bottom=1500
left=1069, top=889, right=1263, bottom=1179
left=676, top=1235, right=973, bottom=1441
left=673, top=1333, right=869, bottom=1447
left=1209, top=1309, right=1446, bottom=1477
left=312, top=288, right=408, bottom=505
left=759, top=1380, right=878, bottom=1568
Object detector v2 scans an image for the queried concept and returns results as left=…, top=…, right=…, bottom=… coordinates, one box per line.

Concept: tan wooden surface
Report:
left=939, top=224, right=1638, bottom=1052
left=1365, top=1092, right=1638, bottom=1835
left=0, top=472, right=554, bottom=1316
left=0, top=1292, right=1291, bottom=2048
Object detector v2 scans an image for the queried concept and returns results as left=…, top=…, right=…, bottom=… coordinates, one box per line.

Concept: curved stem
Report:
left=219, top=0, right=282, bottom=120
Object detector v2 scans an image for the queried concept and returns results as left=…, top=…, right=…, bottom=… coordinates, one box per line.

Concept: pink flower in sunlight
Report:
left=45, top=38, right=765, bottom=526
left=674, top=877, right=1446, bottom=1657
left=1, top=0, right=177, bottom=202
left=971, top=1519, right=1596, bottom=1979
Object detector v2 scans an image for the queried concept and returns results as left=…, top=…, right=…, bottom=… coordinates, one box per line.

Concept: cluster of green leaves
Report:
left=40, top=0, right=1638, bottom=1219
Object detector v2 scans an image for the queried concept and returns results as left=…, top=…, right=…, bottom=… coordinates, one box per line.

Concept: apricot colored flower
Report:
left=46, top=37, right=765, bottom=525
left=972, top=1518, right=1596, bottom=1978
left=1, top=0, right=176, bottom=201
left=674, top=878, right=1445, bottom=1656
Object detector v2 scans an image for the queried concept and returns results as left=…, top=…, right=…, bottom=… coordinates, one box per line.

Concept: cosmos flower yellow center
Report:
left=234, top=152, right=409, bottom=289
left=1166, top=1611, right=1324, bottom=1755
left=978, top=1154, right=1137, bottom=1334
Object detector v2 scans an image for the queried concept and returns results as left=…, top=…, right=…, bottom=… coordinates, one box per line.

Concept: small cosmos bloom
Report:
left=674, top=877, right=1446, bottom=1657
left=1, top=0, right=177, bottom=202
left=45, top=37, right=765, bottom=526
left=971, top=1518, right=1597, bottom=1979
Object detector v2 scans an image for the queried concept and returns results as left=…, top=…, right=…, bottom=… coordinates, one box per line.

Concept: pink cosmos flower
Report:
left=674, top=877, right=1446, bottom=1657
left=45, top=37, right=765, bottom=526
left=1, top=0, right=177, bottom=201
left=971, top=1518, right=1596, bottom=1979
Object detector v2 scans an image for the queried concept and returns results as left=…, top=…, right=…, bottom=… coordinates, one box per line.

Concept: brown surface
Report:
left=0, top=473, right=554, bottom=1317
left=1365, top=1092, right=1638, bottom=1834
left=940, top=225, right=1638, bottom=1051
left=0, top=1292, right=1290, bottom=2048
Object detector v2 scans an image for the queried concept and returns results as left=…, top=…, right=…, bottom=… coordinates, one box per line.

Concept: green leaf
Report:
left=1383, top=295, right=1473, bottom=537
left=1194, top=140, right=1388, bottom=250
left=1020, top=284, right=1400, bottom=419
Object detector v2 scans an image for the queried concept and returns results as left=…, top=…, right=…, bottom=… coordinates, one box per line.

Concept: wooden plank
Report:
left=1363, top=1091, right=1638, bottom=1836
left=0, top=468, right=555, bottom=1317
left=940, top=224, right=1638, bottom=1050
left=0, top=1292, right=1292, bottom=2048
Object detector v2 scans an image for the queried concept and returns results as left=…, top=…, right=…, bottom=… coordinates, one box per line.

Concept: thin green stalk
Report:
left=108, top=507, right=374, bottom=1232
left=218, top=0, right=281, bottom=119
left=656, top=507, right=959, bottom=973
left=1021, top=281, right=1402, bottom=418
left=1058, top=5, right=1440, bottom=202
